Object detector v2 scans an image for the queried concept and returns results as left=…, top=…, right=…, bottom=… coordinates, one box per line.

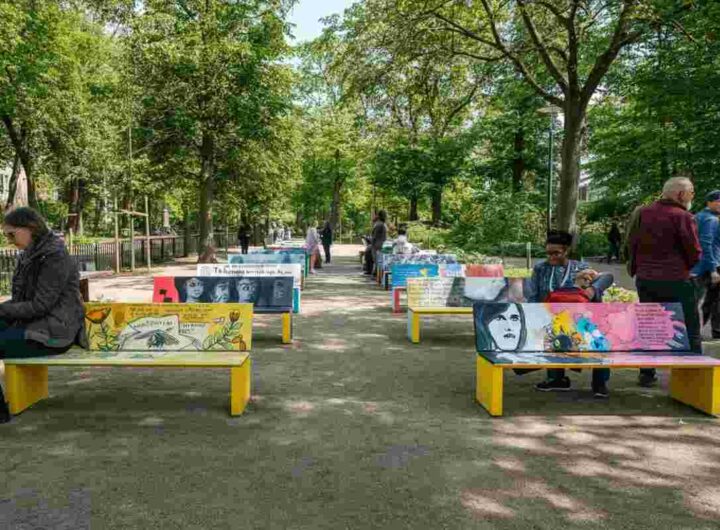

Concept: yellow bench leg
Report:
left=5, top=365, right=49, bottom=415
left=230, top=358, right=252, bottom=416
left=476, top=356, right=503, bottom=417
left=407, top=310, right=421, bottom=343
left=670, top=367, right=720, bottom=416
left=281, top=312, right=292, bottom=344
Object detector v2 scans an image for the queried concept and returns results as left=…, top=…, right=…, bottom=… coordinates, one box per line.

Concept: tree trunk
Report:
left=198, top=131, right=215, bottom=253
left=409, top=196, right=419, bottom=221
left=183, top=207, right=192, bottom=257
left=431, top=189, right=442, bottom=226
left=66, top=180, right=83, bottom=234
left=556, top=104, right=586, bottom=236
left=329, top=178, right=343, bottom=231
left=4, top=152, right=21, bottom=211
left=1, top=115, right=36, bottom=209
left=512, top=129, right=525, bottom=193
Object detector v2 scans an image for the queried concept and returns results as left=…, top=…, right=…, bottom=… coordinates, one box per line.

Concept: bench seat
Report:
left=4, top=350, right=252, bottom=416
left=477, top=353, right=720, bottom=417
left=407, top=306, right=472, bottom=343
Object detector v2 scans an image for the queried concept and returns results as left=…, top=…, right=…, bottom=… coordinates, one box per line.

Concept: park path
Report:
left=2, top=246, right=720, bottom=529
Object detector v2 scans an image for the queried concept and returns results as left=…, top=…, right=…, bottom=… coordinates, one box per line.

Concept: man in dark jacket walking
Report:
left=320, top=221, right=333, bottom=264
left=627, top=176, right=702, bottom=385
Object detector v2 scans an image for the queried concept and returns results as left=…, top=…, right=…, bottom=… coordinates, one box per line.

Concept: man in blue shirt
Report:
left=691, top=190, right=720, bottom=339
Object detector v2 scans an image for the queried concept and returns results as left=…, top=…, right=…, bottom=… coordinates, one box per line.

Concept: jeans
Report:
left=636, top=279, right=701, bottom=381
left=547, top=368, right=610, bottom=387
left=694, top=274, right=720, bottom=338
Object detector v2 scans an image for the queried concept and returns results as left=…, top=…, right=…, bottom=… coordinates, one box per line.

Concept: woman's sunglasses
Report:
left=3, top=231, right=16, bottom=240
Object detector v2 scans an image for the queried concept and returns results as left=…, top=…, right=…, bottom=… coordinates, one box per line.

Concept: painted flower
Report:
left=552, top=311, right=575, bottom=336
left=229, top=311, right=241, bottom=323
left=85, top=307, right=111, bottom=324
left=576, top=317, right=597, bottom=334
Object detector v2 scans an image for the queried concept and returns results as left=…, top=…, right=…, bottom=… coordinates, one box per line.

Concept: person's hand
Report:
left=711, top=271, right=720, bottom=285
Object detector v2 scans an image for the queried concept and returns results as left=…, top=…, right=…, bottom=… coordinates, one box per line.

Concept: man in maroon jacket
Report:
left=627, top=176, right=702, bottom=385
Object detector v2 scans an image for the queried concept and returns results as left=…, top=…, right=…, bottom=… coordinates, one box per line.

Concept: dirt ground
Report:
left=2, top=245, right=720, bottom=529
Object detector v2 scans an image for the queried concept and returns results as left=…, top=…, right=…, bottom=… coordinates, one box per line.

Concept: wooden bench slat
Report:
left=4, top=350, right=250, bottom=367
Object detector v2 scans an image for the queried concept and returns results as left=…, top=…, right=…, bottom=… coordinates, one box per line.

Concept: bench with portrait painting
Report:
left=196, top=263, right=303, bottom=314
left=3, top=303, right=254, bottom=417
left=153, top=275, right=294, bottom=344
left=232, top=251, right=308, bottom=278
left=391, top=263, right=505, bottom=313
left=472, top=301, right=720, bottom=417
left=406, top=277, right=525, bottom=343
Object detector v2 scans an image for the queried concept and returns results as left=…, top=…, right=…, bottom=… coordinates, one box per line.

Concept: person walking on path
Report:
left=305, top=221, right=321, bottom=274
left=525, top=230, right=614, bottom=397
left=237, top=223, right=251, bottom=254
left=607, top=222, right=622, bottom=263
left=0, top=207, right=87, bottom=423
left=370, top=210, right=388, bottom=276
left=626, top=176, right=702, bottom=385
left=320, top=221, right=333, bottom=264
left=691, top=191, right=720, bottom=339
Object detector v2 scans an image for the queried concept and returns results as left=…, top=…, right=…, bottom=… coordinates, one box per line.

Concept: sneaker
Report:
left=535, top=377, right=572, bottom=392
left=592, top=384, right=610, bottom=399
left=638, top=373, right=658, bottom=387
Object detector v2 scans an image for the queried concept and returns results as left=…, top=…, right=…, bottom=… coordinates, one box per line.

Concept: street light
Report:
left=538, top=105, right=562, bottom=231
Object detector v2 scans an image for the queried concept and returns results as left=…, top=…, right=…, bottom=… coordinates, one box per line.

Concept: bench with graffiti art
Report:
left=3, top=303, right=253, bottom=417
left=473, top=301, right=720, bottom=417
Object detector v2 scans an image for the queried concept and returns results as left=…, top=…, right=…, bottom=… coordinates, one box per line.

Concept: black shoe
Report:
left=535, top=377, right=572, bottom=392
left=0, top=401, right=11, bottom=424
left=592, top=384, right=610, bottom=399
left=638, top=373, right=658, bottom=387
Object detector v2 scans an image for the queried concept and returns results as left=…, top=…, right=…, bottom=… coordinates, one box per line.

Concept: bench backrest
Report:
left=437, top=264, right=505, bottom=278
left=472, top=302, right=689, bottom=355
left=390, top=264, right=440, bottom=288
left=197, top=263, right=302, bottom=289
left=251, top=247, right=307, bottom=255
left=153, top=276, right=293, bottom=312
left=228, top=253, right=305, bottom=269
left=83, top=302, right=253, bottom=351
left=381, top=253, right=457, bottom=272
left=407, top=277, right=525, bottom=308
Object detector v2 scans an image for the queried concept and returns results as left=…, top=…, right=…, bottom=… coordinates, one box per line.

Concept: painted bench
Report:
left=391, top=263, right=505, bottom=313
left=4, top=303, right=253, bottom=416
left=473, top=301, right=720, bottom=416
left=154, top=275, right=294, bottom=344
left=379, top=253, right=456, bottom=289
left=229, top=252, right=307, bottom=279
left=406, top=277, right=524, bottom=343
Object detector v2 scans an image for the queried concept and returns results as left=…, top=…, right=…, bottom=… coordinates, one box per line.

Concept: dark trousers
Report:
left=547, top=368, right=610, bottom=386
left=364, top=245, right=374, bottom=274
left=695, top=274, right=720, bottom=339
left=323, top=243, right=331, bottom=263
left=239, top=238, right=249, bottom=254
left=636, top=279, right=701, bottom=382
left=607, top=241, right=621, bottom=262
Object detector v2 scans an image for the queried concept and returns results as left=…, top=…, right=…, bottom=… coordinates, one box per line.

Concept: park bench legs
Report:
left=281, top=313, right=293, bottom=344
left=670, top=366, right=720, bottom=416
left=5, top=365, right=49, bottom=415
left=392, top=288, right=402, bottom=313
left=230, top=359, right=252, bottom=415
left=407, top=310, right=421, bottom=343
left=476, top=356, right=503, bottom=417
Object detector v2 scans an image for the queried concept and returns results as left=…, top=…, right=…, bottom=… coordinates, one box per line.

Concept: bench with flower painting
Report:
left=473, top=301, right=720, bottom=417
left=154, top=274, right=294, bottom=344
left=3, top=303, right=254, bottom=417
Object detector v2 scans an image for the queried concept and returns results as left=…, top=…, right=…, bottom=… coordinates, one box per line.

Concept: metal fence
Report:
left=0, top=233, right=232, bottom=294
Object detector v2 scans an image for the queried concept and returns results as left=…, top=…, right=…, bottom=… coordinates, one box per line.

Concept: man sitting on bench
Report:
left=524, top=230, right=614, bottom=397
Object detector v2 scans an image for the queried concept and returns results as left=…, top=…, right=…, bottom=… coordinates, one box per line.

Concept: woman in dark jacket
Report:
left=0, top=207, right=86, bottom=423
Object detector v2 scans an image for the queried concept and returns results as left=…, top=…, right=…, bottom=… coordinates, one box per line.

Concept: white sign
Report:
left=196, top=263, right=302, bottom=289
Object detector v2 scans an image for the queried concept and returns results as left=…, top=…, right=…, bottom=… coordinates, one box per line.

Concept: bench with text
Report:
left=251, top=247, right=309, bottom=275
left=197, top=263, right=303, bottom=313
left=379, top=253, right=456, bottom=288
left=229, top=253, right=307, bottom=278
left=473, top=302, right=720, bottom=416
left=406, top=277, right=525, bottom=343
left=391, top=263, right=506, bottom=312
left=154, top=275, right=293, bottom=344
left=4, top=303, right=254, bottom=417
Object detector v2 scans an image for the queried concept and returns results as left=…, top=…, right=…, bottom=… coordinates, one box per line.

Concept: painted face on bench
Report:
left=487, top=305, right=523, bottom=351
left=272, top=279, right=287, bottom=301
left=235, top=279, right=259, bottom=303
left=465, top=278, right=507, bottom=301
left=212, top=280, right=231, bottom=303
left=184, top=277, right=205, bottom=302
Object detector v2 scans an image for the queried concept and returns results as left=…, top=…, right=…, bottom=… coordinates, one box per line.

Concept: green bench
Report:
left=4, top=303, right=253, bottom=417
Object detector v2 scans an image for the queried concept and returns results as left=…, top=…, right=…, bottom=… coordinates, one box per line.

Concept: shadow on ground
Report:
left=2, top=251, right=720, bottom=529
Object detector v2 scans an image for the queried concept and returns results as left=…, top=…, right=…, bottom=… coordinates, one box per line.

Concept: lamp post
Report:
left=538, top=106, right=562, bottom=231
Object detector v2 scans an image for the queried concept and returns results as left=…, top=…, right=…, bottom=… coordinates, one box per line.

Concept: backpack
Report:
left=544, top=287, right=591, bottom=303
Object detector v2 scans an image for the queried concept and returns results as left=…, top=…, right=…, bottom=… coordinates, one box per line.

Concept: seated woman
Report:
left=0, top=208, right=86, bottom=423
left=392, top=227, right=418, bottom=255
left=524, top=230, right=614, bottom=398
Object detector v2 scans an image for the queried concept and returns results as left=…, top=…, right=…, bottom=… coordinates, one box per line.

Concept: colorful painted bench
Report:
left=4, top=303, right=253, bottom=416
left=473, top=302, right=720, bottom=416
left=406, top=277, right=524, bottom=343
left=379, top=253, right=456, bottom=289
left=229, top=252, right=307, bottom=279
left=197, top=263, right=303, bottom=314
left=154, top=275, right=294, bottom=344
